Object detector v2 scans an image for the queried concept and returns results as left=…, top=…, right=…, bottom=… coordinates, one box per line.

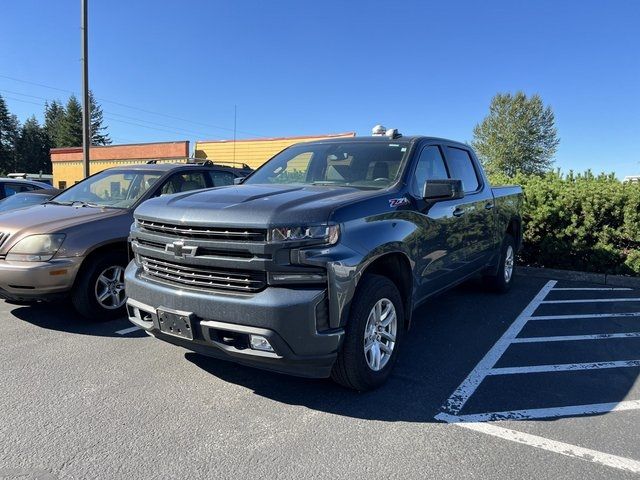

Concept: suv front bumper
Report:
left=0, top=257, right=83, bottom=301
left=125, top=263, right=344, bottom=378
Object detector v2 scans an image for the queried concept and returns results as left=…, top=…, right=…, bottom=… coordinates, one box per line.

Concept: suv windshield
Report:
left=51, top=170, right=163, bottom=209
left=244, top=141, right=411, bottom=189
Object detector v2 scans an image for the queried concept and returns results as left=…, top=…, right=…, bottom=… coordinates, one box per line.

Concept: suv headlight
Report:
left=6, top=234, right=66, bottom=262
left=268, top=224, right=339, bottom=245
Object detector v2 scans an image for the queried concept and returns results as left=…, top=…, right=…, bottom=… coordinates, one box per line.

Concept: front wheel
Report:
left=72, top=251, right=128, bottom=320
left=331, top=274, right=404, bottom=391
left=484, top=233, right=516, bottom=293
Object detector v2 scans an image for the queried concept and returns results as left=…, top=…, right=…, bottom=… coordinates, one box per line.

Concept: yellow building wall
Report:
left=194, top=133, right=356, bottom=170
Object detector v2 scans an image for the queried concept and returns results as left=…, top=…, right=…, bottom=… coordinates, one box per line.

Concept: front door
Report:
left=408, top=144, right=470, bottom=298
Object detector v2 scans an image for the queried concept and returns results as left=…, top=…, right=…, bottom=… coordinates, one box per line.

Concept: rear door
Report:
left=442, top=144, right=495, bottom=271
left=408, top=143, right=470, bottom=297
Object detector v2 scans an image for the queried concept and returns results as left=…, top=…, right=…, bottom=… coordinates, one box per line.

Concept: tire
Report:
left=485, top=234, right=516, bottom=293
left=72, top=251, right=128, bottom=321
left=331, top=274, right=404, bottom=391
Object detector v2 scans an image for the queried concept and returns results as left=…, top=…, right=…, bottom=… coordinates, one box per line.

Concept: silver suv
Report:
left=0, top=160, right=251, bottom=319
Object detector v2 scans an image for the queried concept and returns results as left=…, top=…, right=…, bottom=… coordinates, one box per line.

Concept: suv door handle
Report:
left=485, top=202, right=495, bottom=210
left=452, top=207, right=466, bottom=217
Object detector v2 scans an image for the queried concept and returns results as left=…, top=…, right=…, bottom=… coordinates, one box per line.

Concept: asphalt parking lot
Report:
left=1, top=275, right=639, bottom=479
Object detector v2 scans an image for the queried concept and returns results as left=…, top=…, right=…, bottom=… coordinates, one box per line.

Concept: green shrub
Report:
left=491, top=171, right=640, bottom=276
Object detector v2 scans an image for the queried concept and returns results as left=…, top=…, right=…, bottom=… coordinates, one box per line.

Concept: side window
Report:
left=5, top=184, right=31, bottom=197
left=445, top=147, right=480, bottom=193
left=208, top=171, right=235, bottom=187
left=412, top=146, right=449, bottom=195
left=159, top=172, right=207, bottom=196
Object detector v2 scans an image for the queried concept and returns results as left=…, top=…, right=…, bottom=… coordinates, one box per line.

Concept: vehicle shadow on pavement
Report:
left=185, top=277, right=553, bottom=423
left=8, top=301, right=145, bottom=338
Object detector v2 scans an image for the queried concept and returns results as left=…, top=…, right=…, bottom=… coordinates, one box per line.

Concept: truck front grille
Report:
left=138, top=220, right=266, bottom=242
left=139, top=255, right=266, bottom=293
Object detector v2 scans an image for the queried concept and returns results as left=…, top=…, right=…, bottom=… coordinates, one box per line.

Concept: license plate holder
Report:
left=157, top=308, right=194, bottom=340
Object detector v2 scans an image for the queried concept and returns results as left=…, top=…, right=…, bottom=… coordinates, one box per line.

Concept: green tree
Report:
left=0, top=94, right=20, bottom=174
left=472, top=92, right=559, bottom=177
left=16, top=116, right=51, bottom=174
left=44, top=100, right=66, bottom=148
left=89, top=91, right=111, bottom=145
left=58, top=95, right=83, bottom=147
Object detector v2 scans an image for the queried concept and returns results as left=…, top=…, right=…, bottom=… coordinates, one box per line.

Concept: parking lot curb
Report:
left=516, top=266, right=640, bottom=288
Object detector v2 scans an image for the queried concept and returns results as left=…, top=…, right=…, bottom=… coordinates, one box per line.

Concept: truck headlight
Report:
left=6, top=234, right=66, bottom=262
left=268, top=224, right=339, bottom=245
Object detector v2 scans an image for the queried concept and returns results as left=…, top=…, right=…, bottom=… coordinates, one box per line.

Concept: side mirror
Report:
left=234, top=177, right=245, bottom=185
left=423, top=179, right=465, bottom=201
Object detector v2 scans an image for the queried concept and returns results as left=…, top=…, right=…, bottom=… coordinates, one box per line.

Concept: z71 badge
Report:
left=389, top=197, right=410, bottom=208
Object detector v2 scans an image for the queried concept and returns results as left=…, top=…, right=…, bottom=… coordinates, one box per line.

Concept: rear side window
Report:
left=445, top=147, right=480, bottom=192
left=412, top=146, right=449, bottom=195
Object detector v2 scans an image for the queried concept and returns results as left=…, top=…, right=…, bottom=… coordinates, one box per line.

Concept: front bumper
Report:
left=125, top=262, right=344, bottom=378
left=0, top=257, right=83, bottom=301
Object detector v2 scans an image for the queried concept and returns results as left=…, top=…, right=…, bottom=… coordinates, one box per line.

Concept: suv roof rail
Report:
left=186, top=158, right=251, bottom=170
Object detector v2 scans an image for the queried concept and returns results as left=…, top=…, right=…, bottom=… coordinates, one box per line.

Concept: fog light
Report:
left=250, top=335, right=274, bottom=352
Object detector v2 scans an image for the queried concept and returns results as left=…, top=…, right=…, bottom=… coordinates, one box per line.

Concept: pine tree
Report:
left=89, top=91, right=111, bottom=145
left=44, top=100, right=66, bottom=148
left=472, top=92, right=559, bottom=177
left=0, top=94, right=20, bottom=174
left=58, top=95, right=83, bottom=147
left=16, top=116, right=51, bottom=174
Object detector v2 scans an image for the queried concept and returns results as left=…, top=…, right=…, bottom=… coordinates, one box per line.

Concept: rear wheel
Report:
left=72, top=251, right=128, bottom=320
left=485, top=234, right=516, bottom=293
left=331, top=274, right=404, bottom=391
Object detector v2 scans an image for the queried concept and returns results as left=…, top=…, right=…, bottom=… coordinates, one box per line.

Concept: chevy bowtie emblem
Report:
left=165, top=240, right=197, bottom=259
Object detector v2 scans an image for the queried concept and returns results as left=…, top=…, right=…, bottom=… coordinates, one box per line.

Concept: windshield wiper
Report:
left=310, top=181, right=351, bottom=187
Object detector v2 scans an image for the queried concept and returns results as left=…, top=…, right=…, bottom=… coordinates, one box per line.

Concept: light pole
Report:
left=81, top=0, right=90, bottom=178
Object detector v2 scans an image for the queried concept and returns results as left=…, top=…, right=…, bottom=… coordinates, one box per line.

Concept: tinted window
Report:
left=412, top=146, right=449, bottom=195
left=159, top=172, right=207, bottom=195
left=445, top=147, right=479, bottom=192
left=208, top=171, right=235, bottom=187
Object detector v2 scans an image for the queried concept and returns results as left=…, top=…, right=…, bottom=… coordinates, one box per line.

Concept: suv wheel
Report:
left=485, top=233, right=516, bottom=293
left=331, top=274, right=404, bottom=391
left=72, top=251, right=128, bottom=320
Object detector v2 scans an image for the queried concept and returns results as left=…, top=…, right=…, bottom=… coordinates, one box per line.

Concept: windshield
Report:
left=0, top=193, right=50, bottom=212
left=244, top=141, right=411, bottom=189
left=51, top=170, right=163, bottom=209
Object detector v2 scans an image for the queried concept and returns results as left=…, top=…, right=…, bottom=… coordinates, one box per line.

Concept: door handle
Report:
left=452, top=207, right=465, bottom=217
left=485, top=202, right=495, bottom=210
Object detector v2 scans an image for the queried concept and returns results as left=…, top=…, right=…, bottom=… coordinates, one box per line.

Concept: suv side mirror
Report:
left=234, top=177, right=245, bottom=185
left=423, top=179, right=465, bottom=201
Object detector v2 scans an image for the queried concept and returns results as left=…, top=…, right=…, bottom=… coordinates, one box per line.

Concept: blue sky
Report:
left=1, top=0, right=638, bottom=177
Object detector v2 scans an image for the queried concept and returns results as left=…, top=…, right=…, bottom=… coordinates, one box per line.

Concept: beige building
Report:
left=194, top=132, right=356, bottom=170
left=51, top=141, right=190, bottom=189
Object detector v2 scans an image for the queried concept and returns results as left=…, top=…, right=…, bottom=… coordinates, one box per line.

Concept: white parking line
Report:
left=439, top=419, right=640, bottom=474
left=116, top=326, right=142, bottom=335
left=440, top=280, right=557, bottom=414
left=512, top=332, right=640, bottom=343
left=541, top=298, right=640, bottom=304
left=437, top=280, right=640, bottom=473
left=552, top=287, right=632, bottom=291
left=489, top=359, right=640, bottom=375
left=436, top=400, right=640, bottom=423
left=529, top=312, right=640, bottom=320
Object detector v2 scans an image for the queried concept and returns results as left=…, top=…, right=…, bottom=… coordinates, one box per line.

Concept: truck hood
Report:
left=0, top=203, right=127, bottom=236
left=135, top=184, right=382, bottom=227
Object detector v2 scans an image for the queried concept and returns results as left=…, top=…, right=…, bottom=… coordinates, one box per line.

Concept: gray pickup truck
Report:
left=126, top=128, right=522, bottom=390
